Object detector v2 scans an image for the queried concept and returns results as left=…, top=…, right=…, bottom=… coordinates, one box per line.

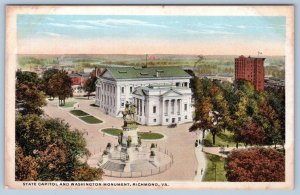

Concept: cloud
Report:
left=45, top=17, right=55, bottom=21
left=36, top=32, right=62, bottom=37
left=184, top=29, right=238, bottom=35
left=72, top=19, right=168, bottom=28
left=47, top=22, right=95, bottom=29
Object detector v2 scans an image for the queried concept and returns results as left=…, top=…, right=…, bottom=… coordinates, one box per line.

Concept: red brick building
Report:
left=235, top=55, right=265, bottom=91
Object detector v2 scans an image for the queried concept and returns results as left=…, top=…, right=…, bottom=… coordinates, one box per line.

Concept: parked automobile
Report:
left=168, top=123, right=177, bottom=128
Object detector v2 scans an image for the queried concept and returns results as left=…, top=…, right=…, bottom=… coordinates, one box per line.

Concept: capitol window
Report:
left=153, top=106, right=156, bottom=113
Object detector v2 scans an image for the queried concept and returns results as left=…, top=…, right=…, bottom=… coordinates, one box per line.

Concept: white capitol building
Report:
left=95, top=66, right=193, bottom=126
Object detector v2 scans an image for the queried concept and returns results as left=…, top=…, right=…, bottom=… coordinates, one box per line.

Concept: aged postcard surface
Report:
left=5, top=5, right=294, bottom=189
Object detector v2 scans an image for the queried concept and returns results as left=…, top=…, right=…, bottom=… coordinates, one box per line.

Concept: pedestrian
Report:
left=195, top=170, right=197, bottom=175
left=199, top=139, right=201, bottom=144
left=201, top=168, right=203, bottom=175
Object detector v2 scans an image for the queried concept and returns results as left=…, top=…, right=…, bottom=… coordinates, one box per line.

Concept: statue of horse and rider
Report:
left=122, top=102, right=136, bottom=126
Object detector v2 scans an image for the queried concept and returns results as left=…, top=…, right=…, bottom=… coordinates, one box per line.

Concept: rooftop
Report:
left=102, top=66, right=191, bottom=80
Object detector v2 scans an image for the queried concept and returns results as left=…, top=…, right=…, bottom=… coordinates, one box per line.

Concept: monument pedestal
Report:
left=123, top=161, right=131, bottom=172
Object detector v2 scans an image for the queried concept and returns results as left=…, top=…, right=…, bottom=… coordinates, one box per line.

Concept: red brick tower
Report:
left=235, top=55, right=265, bottom=91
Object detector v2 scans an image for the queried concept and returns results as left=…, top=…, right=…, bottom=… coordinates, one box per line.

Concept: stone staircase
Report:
left=101, top=161, right=125, bottom=172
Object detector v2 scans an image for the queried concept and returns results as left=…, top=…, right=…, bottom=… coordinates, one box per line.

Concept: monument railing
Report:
left=105, top=161, right=173, bottom=178
left=101, top=146, right=174, bottom=178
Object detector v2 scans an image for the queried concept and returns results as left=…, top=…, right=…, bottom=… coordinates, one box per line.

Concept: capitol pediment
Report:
left=101, top=70, right=115, bottom=80
left=162, top=89, right=182, bottom=97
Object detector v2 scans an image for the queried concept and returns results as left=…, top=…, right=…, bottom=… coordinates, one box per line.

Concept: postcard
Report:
left=5, top=5, right=294, bottom=189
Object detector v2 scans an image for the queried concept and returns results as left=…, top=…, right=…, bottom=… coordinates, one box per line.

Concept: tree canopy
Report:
left=16, top=71, right=46, bottom=115
left=16, top=114, right=103, bottom=181
left=15, top=70, right=103, bottom=181
left=48, top=70, right=73, bottom=106
left=191, top=78, right=285, bottom=147
left=42, top=69, right=60, bottom=99
left=225, top=147, right=285, bottom=182
left=84, top=75, right=97, bottom=99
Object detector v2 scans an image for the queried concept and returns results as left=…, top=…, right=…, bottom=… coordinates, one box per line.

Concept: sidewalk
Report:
left=194, top=131, right=207, bottom=182
left=203, top=145, right=284, bottom=158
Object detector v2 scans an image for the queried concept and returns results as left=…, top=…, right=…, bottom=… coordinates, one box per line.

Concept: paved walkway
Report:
left=194, top=131, right=207, bottom=181
left=203, top=145, right=284, bottom=158
left=43, top=97, right=198, bottom=181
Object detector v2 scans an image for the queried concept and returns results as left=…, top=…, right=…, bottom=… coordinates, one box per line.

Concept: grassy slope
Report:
left=204, top=130, right=243, bottom=147
left=202, top=153, right=227, bottom=182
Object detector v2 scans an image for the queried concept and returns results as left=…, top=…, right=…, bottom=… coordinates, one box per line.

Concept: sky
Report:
left=17, top=15, right=286, bottom=55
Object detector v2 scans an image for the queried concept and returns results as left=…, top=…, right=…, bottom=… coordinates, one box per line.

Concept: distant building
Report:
left=235, top=55, right=265, bottom=91
left=69, top=73, right=90, bottom=94
left=198, top=74, right=234, bottom=83
left=95, top=66, right=193, bottom=125
left=265, top=77, right=285, bottom=91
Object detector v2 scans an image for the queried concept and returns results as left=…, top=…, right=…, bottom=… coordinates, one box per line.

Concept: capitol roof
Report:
left=100, top=66, right=191, bottom=80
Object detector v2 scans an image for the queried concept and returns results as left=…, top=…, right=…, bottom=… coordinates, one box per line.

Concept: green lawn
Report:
left=204, top=130, right=243, bottom=147
left=70, top=110, right=89, bottom=117
left=202, top=153, right=227, bottom=182
left=79, top=116, right=102, bottom=124
left=101, top=128, right=164, bottom=140
left=138, top=132, right=164, bottom=140
left=102, top=128, right=122, bottom=136
left=59, top=102, right=77, bottom=108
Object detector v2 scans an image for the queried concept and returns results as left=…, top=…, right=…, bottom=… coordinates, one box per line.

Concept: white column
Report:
left=140, top=99, right=142, bottom=116
left=141, top=99, right=144, bottom=116
left=177, top=99, right=181, bottom=114
left=175, top=99, right=178, bottom=115
left=137, top=98, right=139, bottom=115
left=162, top=99, right=165, bottom=122
left=168, top=100, right=171, bottom=116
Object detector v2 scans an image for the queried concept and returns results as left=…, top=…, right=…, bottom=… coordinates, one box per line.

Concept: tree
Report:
left=190, top=97, right=214, bottom=139
left=16, top=70, right=41, bottom=85
left=191, top=79, right=231, bottom=144
left=16, top=70, right=47, bottom=115
left=265, top=88, right=285, bottom=147
left=16, top=114, right=103, bottom=181
left=225, top=147, right=285, bottom=182
left=15, top=144, right=39, bottom=181
left=16, top=80, right=47, bottom=116
left=42, top=69, right=59, bottom=99
left=71, top=164, right=104, bottom=181
left=84, top=75, right=97, bottom=99
left=48, top=70, right=73, bottom=106
left=209, top=81, right=231, bottom=145
left=236, top=119, right=265, bottom=146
